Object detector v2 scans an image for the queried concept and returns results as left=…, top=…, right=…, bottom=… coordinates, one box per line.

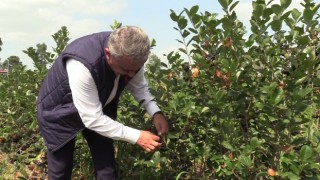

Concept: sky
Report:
left=0, top=0, right=307, bottom=69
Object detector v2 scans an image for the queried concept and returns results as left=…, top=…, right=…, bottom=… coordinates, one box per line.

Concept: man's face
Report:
left=105, top=48, right=144, bottom=77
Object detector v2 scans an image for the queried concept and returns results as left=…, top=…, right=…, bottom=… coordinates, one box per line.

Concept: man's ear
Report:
left=105, top=48, right=110, bottom=55
left=105, top=48, right=112, bottom=64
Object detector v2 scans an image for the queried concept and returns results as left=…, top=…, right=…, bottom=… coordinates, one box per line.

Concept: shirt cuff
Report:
left=145, top=101, right=161, bottom=117
left=123, top=126, right=141, bottom=144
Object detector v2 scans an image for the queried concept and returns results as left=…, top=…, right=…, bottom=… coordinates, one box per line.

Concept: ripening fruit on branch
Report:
left=222, top=37, right=233, bottom=47
left=215, top=69, right=221, bottom=78
left=191, top=67, right=200, bottom=78
left=167, top=72, right=174, bottom=79
left=278, top=81, right=285, bottom=89
left=228, top=152, right=233, bottom=160
left=267, top=168, right=276, bottom=176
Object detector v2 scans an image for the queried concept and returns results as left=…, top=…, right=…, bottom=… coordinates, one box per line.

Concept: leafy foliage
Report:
left=116, top=0, right=320, bottom=179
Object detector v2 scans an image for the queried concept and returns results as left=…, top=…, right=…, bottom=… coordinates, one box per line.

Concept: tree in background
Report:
left=146, top=53, right=162, bottom=73
left=0, top=38, right=3, bottom=69
left=0, top=37, right=2, bottom=52
left=1, top=56, right=24, bottom=70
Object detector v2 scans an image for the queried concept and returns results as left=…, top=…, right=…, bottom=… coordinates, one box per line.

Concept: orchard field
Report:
left=1, top=0, right=320, bottom=179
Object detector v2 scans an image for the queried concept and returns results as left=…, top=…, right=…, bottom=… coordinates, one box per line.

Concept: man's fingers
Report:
left=151, top=133, right=161, bottom=142
left=146, top=141, right=161, bottom=152
left=151, top=141, right=161, bottom=148
left=137, top=131, right=163, bottom=153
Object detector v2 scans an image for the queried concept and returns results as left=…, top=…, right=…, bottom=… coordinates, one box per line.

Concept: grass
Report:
left=0, top=152, right=48, bottom=180
left=0, top=152, right=20, bottom=179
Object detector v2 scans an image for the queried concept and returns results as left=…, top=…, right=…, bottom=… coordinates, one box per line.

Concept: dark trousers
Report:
left=47, top=129, right=116, bottom=180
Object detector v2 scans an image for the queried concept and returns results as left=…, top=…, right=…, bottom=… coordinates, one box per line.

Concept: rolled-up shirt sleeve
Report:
left=126, top=67, right=161, bottom=116
left=66, top=59, right=140, bottom=144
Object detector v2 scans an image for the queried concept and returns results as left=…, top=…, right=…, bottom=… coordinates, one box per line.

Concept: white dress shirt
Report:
left=66, top=59, right=161, bottom=144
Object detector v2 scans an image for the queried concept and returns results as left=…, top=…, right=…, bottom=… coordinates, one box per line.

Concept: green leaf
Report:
left=222, top=141, right=235, bottom=151
left=246, top=34, right=257, bottom=46
left=250, top=137, right=261, bottom=150
left=303, top=8, right=314, bottom=23
left=26, top=90, right=32, bottom=96
left=281, top=11, right=292, bottom=20
left=291, top=8, right=301, bottom=20
left=182, top=30, right=190, bottom=38
left=170, top=10, right=179, bottom=21
left=191, top=14, right=202, bottom=28
left=188, top=28, right=198, bottom=34
left=293, top=101, right=310, bottom=113
left=178, top=17, right=188, bottom=30
left=300, top=145, right=313, bottom=161
left=201, top=107, right=210, bottom=113
left=250, top=20, right=259, bottom=34
left=293, top=87, right=312, bottom=98
left=193, top=52, right=203, bottom=61
left=303, top=46, right=313, bottom=54
left=230, top=60, right=238, bottom=72
left=297, top=36, right=310, bottom=46
left=254, top=4, right=266, bottom=19
left=221, top=18, right=232, bottom=30
left=292, top=137, right=307, bottom=146
left=263, top=7, right=273, bottom=19
left=271, top=4, right=283, bottom=15
left=295, top=76, right=307, bottom=85
left=150, top=39, right=156, bottom=48
left=218, top=0, right=229, bottom=9
left=271, top=19, right=282, bottom=31
left=239, top=155, right=252, bottom=167
left=312, top=4, right=320, bottom=14
left=229, top=1, right=239, bottom=12
left=270, top=88, right=284, bottom=105
left=189, top=5, right=199, bottom=15
left=167, top=132, right=179, bottom=139
left=221, top=58, right=230, bottom=68
left=176, top=171, right=188, bottom=180
left=284, top=172, right=301, bottom=179
left=280, top=0, right=292, bottom=9
left=178, top=48, right=188, bottom=55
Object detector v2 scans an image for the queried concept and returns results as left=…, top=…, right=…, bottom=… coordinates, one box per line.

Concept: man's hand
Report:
left=153, top=112, right=169, bottom=136
left=136, top=131, right=161, bottom=152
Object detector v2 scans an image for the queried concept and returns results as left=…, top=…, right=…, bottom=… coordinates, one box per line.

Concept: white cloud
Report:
left=234, top=1, right=252, bottom=25
left=0, top=0, right=127, bottom=67
left=234, top=0, right=305, bottom=26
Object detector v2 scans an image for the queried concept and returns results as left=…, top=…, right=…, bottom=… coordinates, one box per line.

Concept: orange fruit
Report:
left=278, top=81, right=285, bottom=89
left=222, top=37, right=233, bottom=47
left=228, top=152, right=233, bottom=160
left=215, top=69, right=221, bottom=78
left=191, top=67, right=200, bottom=78
left=168, top=72, right=174, bottom=79
left=267, top=168, right=276, bottom=176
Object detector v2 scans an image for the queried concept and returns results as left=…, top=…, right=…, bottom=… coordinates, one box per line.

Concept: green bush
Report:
left=117, top=0, right=320, bottom=179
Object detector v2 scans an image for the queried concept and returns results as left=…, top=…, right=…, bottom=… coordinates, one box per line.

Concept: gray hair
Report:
left=106, top=26, right=150, bottom=63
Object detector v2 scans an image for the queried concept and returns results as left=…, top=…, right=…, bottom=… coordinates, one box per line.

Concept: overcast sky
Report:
left=0, top=0, right=306, bottom=68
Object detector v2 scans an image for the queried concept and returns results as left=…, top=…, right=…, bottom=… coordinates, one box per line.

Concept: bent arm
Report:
left=66, top=59, right=140, bottom=144
left=126, top=67, right=161, bottom=116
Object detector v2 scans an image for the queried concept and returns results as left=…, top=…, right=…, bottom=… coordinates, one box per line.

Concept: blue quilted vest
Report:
left=37, top=32, right=129, bottom=152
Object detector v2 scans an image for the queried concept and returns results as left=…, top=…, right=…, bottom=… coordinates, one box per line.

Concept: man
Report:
left=37, top=26, right=169, bottom=179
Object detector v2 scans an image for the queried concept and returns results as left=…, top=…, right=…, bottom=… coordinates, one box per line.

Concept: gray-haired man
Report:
left=37, top=26, right=169, bottom=179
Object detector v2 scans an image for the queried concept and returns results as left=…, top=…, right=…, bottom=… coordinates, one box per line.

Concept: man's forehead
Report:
left=121, top=58, right=144, bottom=70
